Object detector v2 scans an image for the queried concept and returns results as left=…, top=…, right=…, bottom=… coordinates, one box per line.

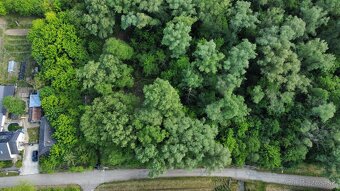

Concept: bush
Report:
left=69, top=166, right=84, bottom=173
left=0, top=160, right=13, bottom=169
left=15, top=160, right=22, bottom=168
left=8, top=123, right=22, bottom=132
left=3, top=96, right=26, bottom=116
left=2, top=0, right=61, bottom=16
left=0, top=1, right=6, bottom=15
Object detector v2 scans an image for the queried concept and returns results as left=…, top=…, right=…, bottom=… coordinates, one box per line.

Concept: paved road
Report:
left=0, top=169, right=337, bottom=191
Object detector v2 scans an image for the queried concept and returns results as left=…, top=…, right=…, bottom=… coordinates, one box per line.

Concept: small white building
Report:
left=8, top=60, right=16, bottom=73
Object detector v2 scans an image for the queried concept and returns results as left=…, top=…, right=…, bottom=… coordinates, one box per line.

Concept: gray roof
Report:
left=0, top=143, right=12, bottom=160
left=39, top=117, right=56, bottom=156
left=0, top=131, right=22, bottom=160
left=0, top=86, right=15, bottom=125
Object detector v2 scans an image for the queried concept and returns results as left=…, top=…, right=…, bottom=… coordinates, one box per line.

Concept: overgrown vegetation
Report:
left=20, top=0, right=340, bottom=184
left=0, top=183, right=81, bottom=191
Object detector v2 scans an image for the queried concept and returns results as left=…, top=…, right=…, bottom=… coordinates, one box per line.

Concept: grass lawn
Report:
left=0, top=171, right=19, bottom=177
left=258, top=163, right=326, bottom=177
left=96, top=177, right=238, bottom=191
left=28, top=127, right=39, bottom=143
left=0, top=184, right=81, bottom=191
left=37, top=184, right=81, bottom=191
left=245, top=180, right=328, bottom=191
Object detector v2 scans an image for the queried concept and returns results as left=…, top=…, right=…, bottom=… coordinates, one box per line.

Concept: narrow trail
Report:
left=0, top=168, right=337, bottom=191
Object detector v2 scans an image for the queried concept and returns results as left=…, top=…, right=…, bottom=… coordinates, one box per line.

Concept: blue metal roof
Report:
left=29, top=93, right=41, bottom=108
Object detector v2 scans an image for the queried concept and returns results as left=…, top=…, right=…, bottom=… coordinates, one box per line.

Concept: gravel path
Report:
left=5, top=29, right=29, bottom=36
left=0, top=168, right=337, bottom=191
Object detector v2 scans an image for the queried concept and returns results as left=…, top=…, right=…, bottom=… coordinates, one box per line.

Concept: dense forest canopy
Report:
left=2, top=0, right=338, bottom=183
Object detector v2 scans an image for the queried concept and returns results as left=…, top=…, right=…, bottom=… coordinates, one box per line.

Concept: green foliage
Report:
left=121, top=12, right=159, bottom=30
left=259, top=144, right=282, bottom=169
left=78, top=54, right=134, bottom=94
left=312, top=103, right=336, bottom=122
left=134, top=115, right=231, bottom=176
left=103, top=38, right=134, bottom=60
left=1, top=0, right=60, bottom=16
left=193, top=39, right=225, bottom=74
left=206, top=94, right=249, bottom=123
left=300, top=1, right=329, bottom=36
left=162, top=16, right=195, bottom=58
left=1, top=183, right=35, bottom=191
left=0, top=1, right=6, bottom=15
left=28, top=12, right=87, bottom=90
left=220, top=40, right=257, bottom=92
left=8, top=123, right=22, bottom=131
left=229, top=1, right=259, bottom=32
left=166, top=0, right=196, bottom=16
left=27, top=0, right=340, bottom=180
left=297, top=38, right=336, bottom=72
left=81, top=92, right=138, bottom=148
left=143, top=79, right=184, bottom=117
left=195, top=0, right=230, bottom=33
left=83, top=0, right=115, bottom=39
left=3, top=96, right=25, bottom=115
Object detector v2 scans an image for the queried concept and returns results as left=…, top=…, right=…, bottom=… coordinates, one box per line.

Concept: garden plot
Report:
left=0, top=18, right=35, bottom=85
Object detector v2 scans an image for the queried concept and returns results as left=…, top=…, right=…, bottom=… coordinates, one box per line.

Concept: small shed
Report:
left=8, top=60, right=16, bottom=73
left=29, top=93, right=42, bottom=122
left=29, top=93, right=41, bottom=108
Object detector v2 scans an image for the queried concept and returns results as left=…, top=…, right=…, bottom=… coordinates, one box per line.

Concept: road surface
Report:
left=0, top=169, right=337, bottom=191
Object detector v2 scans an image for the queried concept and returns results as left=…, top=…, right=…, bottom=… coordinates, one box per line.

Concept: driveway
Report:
left=0, top=169, right=337, bottom=191
left=20, top=144, right=39, bottom=175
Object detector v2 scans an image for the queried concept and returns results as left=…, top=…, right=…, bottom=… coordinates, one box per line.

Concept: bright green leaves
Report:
left=162, top=16, right=195, bottom=58
left=28, top=12, right=87, bottom=90
left=3, top=96, right=26, bottom=115
left=103, top=38, right=134, bottom=60
left=193, top=39, right=225, bottom=74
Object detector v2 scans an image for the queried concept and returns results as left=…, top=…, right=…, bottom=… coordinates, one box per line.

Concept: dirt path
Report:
left=5, top=29, right=29, bottom=36
left=0, top=169, right=337, bottom=191
left=0, top=18, right=6, bottom=25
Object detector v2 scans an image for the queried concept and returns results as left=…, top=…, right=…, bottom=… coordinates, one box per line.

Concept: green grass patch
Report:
left=37, top=184, right=81, bottom=191
left=0, top=171, right=19, bottom=177
left=0, top=160, right=13, bottom=169
left=0, top=184, right=81, bottom=191
left=96, top=177, right=238, bottom=191
left=28, top=127, right=39, bottom=143
left=258, top=163, right=325, bottom=177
